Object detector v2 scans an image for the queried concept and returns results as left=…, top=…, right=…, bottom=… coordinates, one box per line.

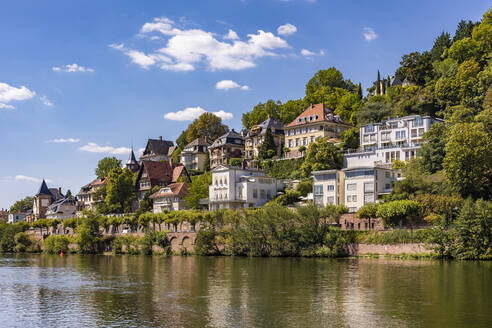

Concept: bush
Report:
left=44, top=235, right=70, bottom=254
left=14, top=232, right=32, bottom=253
left=358, top=229, right=434, bottom=244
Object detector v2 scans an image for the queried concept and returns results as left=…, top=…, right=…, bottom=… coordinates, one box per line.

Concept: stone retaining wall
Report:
left=351, top=243, right=434, bottom=255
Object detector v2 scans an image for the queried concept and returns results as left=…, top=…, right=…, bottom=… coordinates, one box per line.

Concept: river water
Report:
left=0, top=255, right=490, bottom=328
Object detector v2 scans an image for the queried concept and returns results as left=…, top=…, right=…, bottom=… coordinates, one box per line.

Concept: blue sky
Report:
left=0, top=0, right=489, bottom=209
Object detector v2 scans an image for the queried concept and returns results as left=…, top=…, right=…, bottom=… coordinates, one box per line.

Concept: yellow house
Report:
left=284, top=103, right=351, bottom=158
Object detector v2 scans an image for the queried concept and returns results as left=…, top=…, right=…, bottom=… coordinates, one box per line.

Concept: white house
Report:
left=313, top=166, right=399, bottom=213
left=208, top=165, right=284, bottom=210
left=344, top=115, right=444, bottom=168
left=8, top=213, right=27, bottom=224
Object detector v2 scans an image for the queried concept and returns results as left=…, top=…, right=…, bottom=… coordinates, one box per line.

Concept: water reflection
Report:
left=0, top=255, right=490, bottom=328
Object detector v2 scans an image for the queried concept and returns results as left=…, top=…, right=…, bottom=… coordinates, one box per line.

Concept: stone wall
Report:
left=340, top=213, right=384, bottom=231
left=351, top=243, right=434, bottom=255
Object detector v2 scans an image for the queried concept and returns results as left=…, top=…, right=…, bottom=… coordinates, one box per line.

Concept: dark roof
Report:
left=246, top=117, right=284, bottom=137
left=137, top=161, right=190, bottom=189
left=36, top=180, right=52, bottom=196
left=186, top=138, right=211, bottom=148
left=142, top=138, right=174, bottom=157
left=390, top=76, right=402, bottom=86
left=209, top=129, right=244, bottom=148
left=126, top=148, right=138, bottom=165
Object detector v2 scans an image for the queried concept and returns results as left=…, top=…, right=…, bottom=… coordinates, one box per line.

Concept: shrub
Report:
left=44, top=235, right=70, bottom=254
left=14, top=232, right=32, bottom=253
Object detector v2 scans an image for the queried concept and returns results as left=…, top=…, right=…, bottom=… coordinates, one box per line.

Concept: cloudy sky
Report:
left=0, top=0, right=489, bottom=209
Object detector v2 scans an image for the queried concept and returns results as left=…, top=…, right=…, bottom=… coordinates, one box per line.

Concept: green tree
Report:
left=357, top=83, right=363, bottom=100
left=301, top=137, right=343, bottom=177
left=242, top=100, right=282, bottom=129
left=356, top=203, right=379, bottom=230
left=305, top=67, right=349, bottom=97
left=443, top=123, right=492, bottom=199
left=258, top=128, right=277, bottom=160
left=185, top=112, right=229, bottom=142
left=376, top=200, right=421, bottom=228
left=453, top=20, right=477, bottom=42
left=376, top=70, right=381, bottom=95
left=419, top=124, right=447, bottom=173
left=279, top=99, right=306, bottom=125
left=75, top=214, right=102, bottom=254
left=395, top=52, right=433, bottom=86
left=430, top=31, right=451, bottom=61
left=341, top=127, right=359, bottom=150
left=447, top=37, right=481, bottom=63
left=356, top=100, right=391, bottom=124
left=185, top=172, right=211, bottom=209
left=105, top=167, right=135, bottom=213
left=295, top=179, right=313, bottom=197
left=95, top=157, right=122, bottom=178
left=137, top=186, right=160, bottom=215
left=9, top=196, right=33, bottom=213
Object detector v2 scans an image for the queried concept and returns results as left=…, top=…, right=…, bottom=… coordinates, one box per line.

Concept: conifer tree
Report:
left=258, top=128, right=277, bottom=160
left=357, top=83, right=363, bottom=100
left=376, top=70, right=381, bottom=95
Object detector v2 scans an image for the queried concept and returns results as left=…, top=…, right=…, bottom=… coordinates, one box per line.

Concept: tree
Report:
left=395, top=52, right=433, bottom=86
left=279, top=99, right=306, bottom=125
left=341, top=127, right=359, bottom=151
left=376, top=70, right=381, bottom=95
left=185, top=112, right=229, bottom=142
left=9, top=196, right=33, bottom=213
left=305, top=67, right=349, bottom=97
left=430, top=31, right=451, bottom=61
left=443, top=123, right=492, bottom=199
left=95, top=157, right=121, bottom=178
left=242, top=100, right=282, bottom=129
left=105, top=167, right=135, bottom=213
left=65, top=189, right=73, bottom=198
left=258, top=128, right=277, bottom=160
left=295, top=179, right=313, bottom=197
left=137, top=186, right=160, bottom=214
left=376, top=200, right=421, bottom=228
left=356, top=100, right=391, bottom=124
left=453, top=20, right=477, bottom=42
left=301, top=137, right=343, bottom=177
left=356, top=203, right=378, bottom=230
left=75, top=214, right=102, bottom=254
left=357, top=83, right=363, bottom=100
left=185, top=172, right=211, bottom=209
left=419, top=124, right=447, bottom=173
left=447, top=37, right=480, bottom=63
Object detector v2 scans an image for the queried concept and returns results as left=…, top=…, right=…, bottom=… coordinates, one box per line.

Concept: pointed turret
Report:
left=126, top=148, right=140, bottom=173
left=36, top=179, right=52, bottom=196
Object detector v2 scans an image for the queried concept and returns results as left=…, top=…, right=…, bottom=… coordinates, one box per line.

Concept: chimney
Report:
left=158, top=136, right=162, bottom=141
left=59, top=187, right=62, bottom=195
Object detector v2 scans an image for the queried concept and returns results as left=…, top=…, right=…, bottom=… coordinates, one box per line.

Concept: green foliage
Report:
left=443, top=123, right=492, bottom=199
left=95, top=157, right=121, bottom=178
left=43, top=235, right=70, bottom=254
left=300, top=137, right=343, bottom=177
left=185, top=172, right=211, bottom=209
left=295, top=179, right=312, bottom=197
left=0, top=221, right=26, bottom=252
left=357, top=203, right=379, bottom=219
left=258, top=128, right=276, bottom=160
left=9, top=196, right=33, bottom=213
left=242, top=100, right=282, bottom=129
left=75, top=214, right=102, bottom=254
left=453, top=20, right=477, bottom=42
left=137, top=186, right=160, bottom=215
left=356, top=100, right=391, bottom=124
left=261, top=158, right=303, bottom=179
left=228, top=158, right=243, bottom=167
left=395, top=52, right=433, bottom=86
left=430, top=31, right=451, bottom=61
left=412, top=194, right=463, bottom=226
left=105, top=166, right=135, bottom=213
left=376, top=200, right=422, bottom=228
left=305, top=67, right=352, bottom=99
left=185, top=112, right=229, bottom=143
left=358, top=229, right=434, bottom=244
left=419, top=123, right=447, bottom=173
left=14, top=232, right=32, bottom=253
left=341, top=127, right=359, bottom=150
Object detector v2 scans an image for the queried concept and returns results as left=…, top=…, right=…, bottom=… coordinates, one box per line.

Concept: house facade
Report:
left=8, top=213, right=27, bottom=224
left=140, top=137, right=175, bottom=162
left=244, top=117, right=284, bottom=165
left=135, top=160, right=190, bottom=200
left=208, top=130, right=245, bottom=169
left=344, top=115, right=444, bottom=168
left=180, top=138, right=211, bottom=172
left=208, top=165, right=284, bottom=210
left=150, top=182, right=189, bottom=213
left=76, top=177, right=107, bottom=213
left=313, top=166, right=398, bottom=212
left=32, top=180, right=65, bottom=219
left=284, top=103, right=351, bottom=158
left=46, top=197, right=77, bottom=220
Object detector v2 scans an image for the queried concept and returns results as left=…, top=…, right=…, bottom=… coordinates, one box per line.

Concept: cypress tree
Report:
left=258, top=128, right=277, bottom=160
left=376, top=70, right=381, bottom=95
left=357, top=83, right=363, bottom=100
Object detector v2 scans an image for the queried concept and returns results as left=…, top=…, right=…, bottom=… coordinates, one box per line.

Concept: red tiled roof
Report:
left=139, top=161, right=188, bottom=187
left=150, top=182, right=189, bottom=198
left=286, top=103, right=346, bottom=127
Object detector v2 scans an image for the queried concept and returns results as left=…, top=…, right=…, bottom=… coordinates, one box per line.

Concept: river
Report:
left=0, top=255, right=490, bottom=327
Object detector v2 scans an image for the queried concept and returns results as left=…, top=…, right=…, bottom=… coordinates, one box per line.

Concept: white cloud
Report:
left=363, top=27, right=378, bottom=41
left=215, top=80, right=249, bottom=91
left=52, top=63, right=95, bottom=73
left=277, top=23, right=297, bottom=36
left=301, top=49, right=316, bottom=56
left=319, top=50, right=325, bottom=55
left=14, top=175, right=51, bottom=183
left=164, top=106, right=233, bottom=121
left=40, top=95, right=53, bottom=107
left=224, top=29, right=239, bottom=40
left=79, top=143, right=131, bottom=155
left=49, top=138, right=80, bottom=143
left=0, top=82, right=36, bottom=109
left=112, top=17, right=290, bottom=71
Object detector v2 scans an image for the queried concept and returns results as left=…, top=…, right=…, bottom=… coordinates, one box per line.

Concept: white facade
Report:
left=209, top=165, right=284, bottom=210
left=344, top=115, right=444, bottom=168
left=8, top=213, right=27, bottom=224
left=313, top=167, right=399, bottom=213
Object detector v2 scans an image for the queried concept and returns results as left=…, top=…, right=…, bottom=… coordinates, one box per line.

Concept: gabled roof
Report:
left=36, top=180, right=52, bottom=196
left=142, top=138, right=174, bottom=157
left=150, top=182, right=189, bottom=198
left=126, top=148, right=138, bottom=165
left=77, top=177, right=107, bottom=195
left=186, top=137, right=212, bottom=148
left=390, top=76, right=402, bottom=86
left=49, top=188, right=64, bottom=201
left=247, top=117, right=284, bottom=137
left=137, top=161, right=190, bottom=188
left=286, top=103, right=347, bottom=127
left=209, top=129, right=244, bottom=148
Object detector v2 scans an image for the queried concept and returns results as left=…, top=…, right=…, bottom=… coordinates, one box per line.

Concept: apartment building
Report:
left=312, top=166, right=398, bottom=212
left=284, top=103, right=350, bottom=158
left=208, top=165, right=284, bottom=210
left=244, top=117, right=284, bottom=165
left=344, top=115, right=444, bottom=168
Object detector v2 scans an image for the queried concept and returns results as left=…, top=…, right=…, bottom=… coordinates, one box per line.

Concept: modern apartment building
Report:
left=344, top=115, right=444, bottom=168
left=284, top=103, right=350, bottom=158
left=208, top=165, right=284, bottom=210
left=244, top=117, right=284, bottom=165
left=312, top=166, right=398, bottom=212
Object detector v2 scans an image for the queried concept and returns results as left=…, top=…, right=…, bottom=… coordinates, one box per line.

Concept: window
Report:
left=385, top=171, right=390, bottom=178
left=364, top=125, right=375, bottom=133
left=348, top=207, right=357, bottom=213
left=310, top=136, right=315, bottom=143
left=327, top=185, right=334, bottom=191
left=352, top=195, right=357, bottom=202
left=260, top=189, right=266, bottom=199
left=347, top=183, right=357, bottom=191
left=385, top=183, right=391, bottom=190
left=413, top=117, right=423, bottom=127
left=364, top=182, right=374, bottom=193
left=327, top=196, right=334, bottom=204
left=174, top=197, right=179, bottom=202
left=253, top=189, right=258, bottom=198
left=267, top=190, right=272, bottom=200
left=347, top=195, right=351, bottom=202
left=224, top=178, right=227, bottom=184
left=288, top=139, right=293, bottom=147
left=295, top=138, right=300, bottom=147
left=314, top=185, right=323, bottom=195
left=396, top=130, right=406, bottom=139
left=303, top=137, right=308, bottom=145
